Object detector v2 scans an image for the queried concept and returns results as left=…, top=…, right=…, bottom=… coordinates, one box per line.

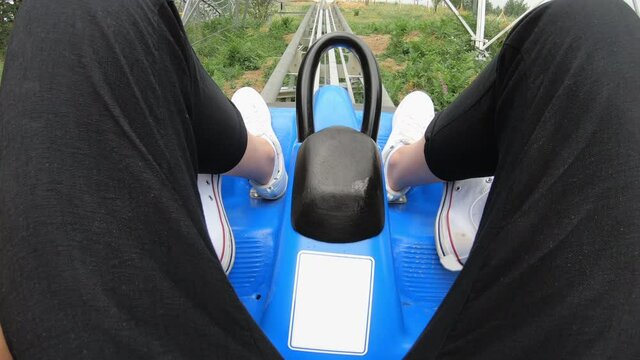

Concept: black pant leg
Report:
left=409, top=0, right=640, bottom=358
left=424, top=58, right=499, bottom=181
left=0, top=0, right=278, bottom=358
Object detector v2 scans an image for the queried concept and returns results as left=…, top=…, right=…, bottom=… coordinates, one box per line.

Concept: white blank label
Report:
left=288, top=251, right=375, bottom=355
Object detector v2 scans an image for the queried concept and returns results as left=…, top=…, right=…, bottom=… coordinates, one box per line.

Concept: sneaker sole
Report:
left=197, top=173, right=235, bottom=274
left=435, top=181, right=464, bottom=271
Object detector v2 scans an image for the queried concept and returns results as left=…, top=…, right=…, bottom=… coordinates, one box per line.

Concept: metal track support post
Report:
left=443, top=0, right=475, bottom=38
left=474, top=0, right=486, bottom=51
left=182, top=0, right=201, bottom=25
left=479, top=0, right=550, bottom=51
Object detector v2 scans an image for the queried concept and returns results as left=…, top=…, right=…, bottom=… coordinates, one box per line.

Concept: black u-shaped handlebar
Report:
left=296, top=32, right=382, bottom=143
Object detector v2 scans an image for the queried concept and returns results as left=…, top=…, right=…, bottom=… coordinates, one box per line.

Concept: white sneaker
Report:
left=197, top=173, right=235, bottom=274
left=435, top=177, right=493, bottom=271
left=381, top=91, right=436, bottom=203
left=231, top=87, right=287, bottom=200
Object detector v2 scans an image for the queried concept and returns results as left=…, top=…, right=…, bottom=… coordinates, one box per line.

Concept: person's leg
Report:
left=226, top=133, right=275, bottom=185
left=228, top=87, right=288, bottom=200
left=0, top=326, right=11, bottom=360
left=0, top=0, right=279, bottom=358
left=385, top=57, right=499, bottom=189
left=187, top=49, right=286, bottom=198
left=386, top=138, right=439, bottom=191
left=382, top=91, right=440, bottom=203
left=384, top=100, right=494, bottom=271
left=383, top=80, right=496, bottom=270
left=406, top=0, right=640, bottom=358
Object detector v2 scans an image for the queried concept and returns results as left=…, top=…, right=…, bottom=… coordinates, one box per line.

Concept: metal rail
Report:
left=328, top=6, right=355, bottom=103
left=333, top=4, right=394, bottom=109
left=262, top=1, right=394, bottom=108
left=262, top=6, right=315, bottom=103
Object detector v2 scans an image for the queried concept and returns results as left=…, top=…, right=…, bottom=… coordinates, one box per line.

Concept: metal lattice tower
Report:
left=178, top=0, right=238, bottom=25
left=443, top=0, right=640, bottom=59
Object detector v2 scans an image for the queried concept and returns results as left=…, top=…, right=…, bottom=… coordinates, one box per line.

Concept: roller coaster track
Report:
left=262, top=1, right=395, bottom=109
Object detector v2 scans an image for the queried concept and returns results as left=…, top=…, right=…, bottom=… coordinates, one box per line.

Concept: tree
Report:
left=473, top=0, right=497, bottom=14
left=454, top=0, right=473, bottom=11
left=485, top=0, right=495, bottom=14
left=1, top=0, right=21, bottom=54
left=504, top=0, right=528, bottom=16
left=249, top=0, right=275, bottom=22
left=433, top=0, right=442, bottom=12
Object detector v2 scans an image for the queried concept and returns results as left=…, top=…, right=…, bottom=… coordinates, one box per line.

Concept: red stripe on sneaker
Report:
left=436, top=183, right=449, bottom=256
left=446, top=186, right=464, bottom=267
left=211, top=174, right=226, bottom=265
left=218, top=175, right=234, bottom=269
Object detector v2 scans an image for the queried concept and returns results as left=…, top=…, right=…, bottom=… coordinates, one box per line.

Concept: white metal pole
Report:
left=480, top=0, right=550, bottom=51
left=633, top=0, right=640, bottom=16
left=182, top=0, right=201, bottom=25
left=474, top=0, right=486, bottom=50
left=443, top=0, right=476, bottom=38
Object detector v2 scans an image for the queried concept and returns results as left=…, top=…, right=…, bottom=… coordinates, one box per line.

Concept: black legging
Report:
left=409, top=0, right=640, bottom=358
left=0, top=0, right=278, bottom=358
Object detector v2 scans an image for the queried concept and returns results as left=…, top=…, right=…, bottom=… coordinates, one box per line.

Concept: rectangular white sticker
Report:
left=288, top=251, right=375, bottom=355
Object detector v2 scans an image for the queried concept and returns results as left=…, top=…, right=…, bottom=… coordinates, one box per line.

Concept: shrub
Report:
left=270, top=16, right=295, bottom=34
left=224, top=40, right=261, bottom=70
left=250, top=0, right=276, bottom=22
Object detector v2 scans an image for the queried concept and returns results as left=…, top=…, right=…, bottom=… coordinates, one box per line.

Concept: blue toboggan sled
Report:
left=222, top=33, right=458, bottom=359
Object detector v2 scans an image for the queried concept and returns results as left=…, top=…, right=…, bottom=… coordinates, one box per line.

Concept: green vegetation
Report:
left=1, top=0, right=20, bottom=54
left=342, top=3, right=514, bottom=110
left=282, top=1, right=314, bottom=14
left=1, top=0, right=21, bottom=78
left=504, top=0, right=529, bottom=16
left=0, top=0, right=522, bottom=108
left=249, top=0, right=279, bottom=22
left=436, top=0, right=510, bottom=14
left=0, top=0, right=306, bottom=91
left=186, top=14, right=303, bottom=95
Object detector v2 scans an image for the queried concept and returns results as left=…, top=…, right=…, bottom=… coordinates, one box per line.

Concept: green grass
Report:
left=0, top=2, right=513, bottom=109
left=342, top=3, right=513, bottom=110
left=0, top=8, right=307, bottom=94
left=186, top=13, right=304, bottom=95
left=283, top=1, right=314, bottom=13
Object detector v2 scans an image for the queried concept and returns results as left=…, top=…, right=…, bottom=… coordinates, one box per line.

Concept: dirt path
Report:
left=359, top=34, right=390, bottom=56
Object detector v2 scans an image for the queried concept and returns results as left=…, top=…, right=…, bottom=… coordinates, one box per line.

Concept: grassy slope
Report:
left=0, top=2, right=312, bottom=90
left=0, top=23, right=293, bottom=93
left=186, top=4, right=310, bottom=97
left=0, top=2, right=510, bottom=107
left=341, top=2, right=513, bottom=110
